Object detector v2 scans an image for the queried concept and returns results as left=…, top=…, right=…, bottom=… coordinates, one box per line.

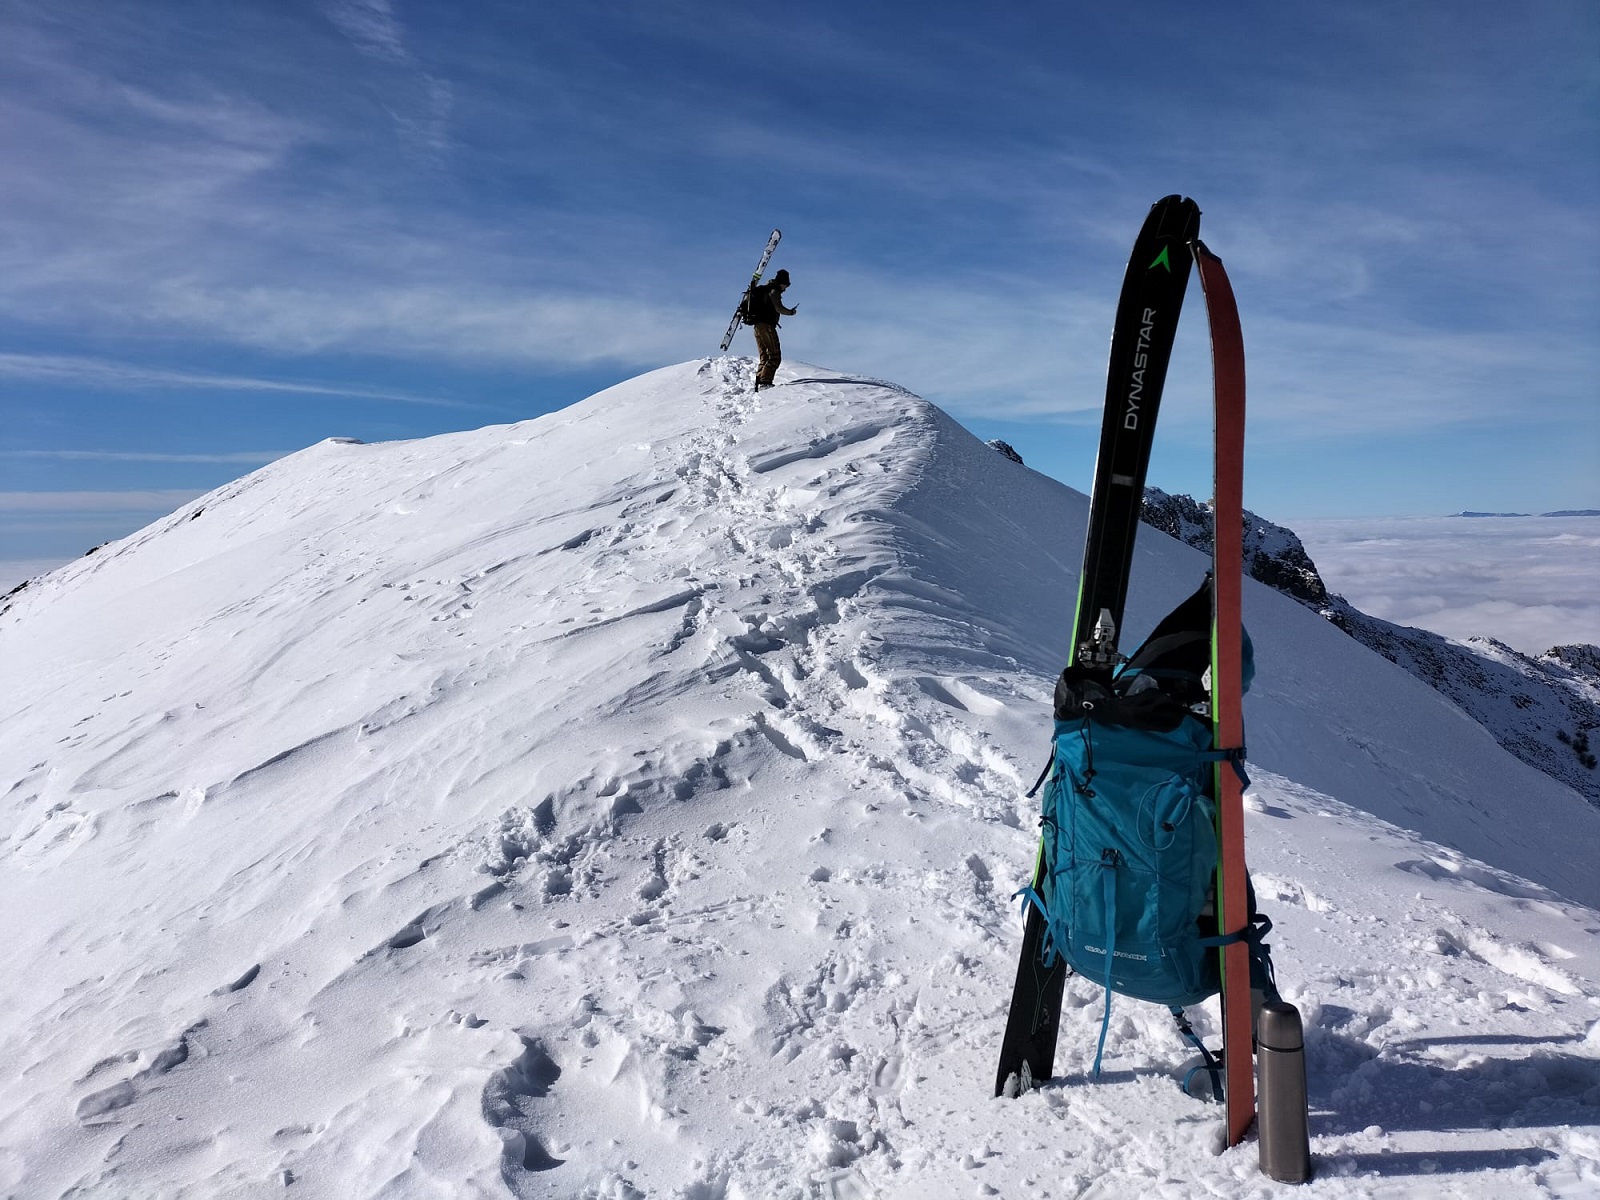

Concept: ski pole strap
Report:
left=1013, top=885, right=1047, bottom=924
left=1204, top=744, right=1250, bottom=789
left=1011, top=886, right=1058, bottom=969
left=1245, top=911, right=1282, bottom=1003
left=1199, top=909, right=1271, bottom=950
left=1201, top=910, right=1285, bottom=1011
left=1200, top=910, right=1272, bottom=946
left=1172, top=1007, right=1223, bottom=1103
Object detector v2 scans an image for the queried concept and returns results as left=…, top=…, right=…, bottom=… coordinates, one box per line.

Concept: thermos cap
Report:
left=1257, top=1000, right=1304, bottom=1052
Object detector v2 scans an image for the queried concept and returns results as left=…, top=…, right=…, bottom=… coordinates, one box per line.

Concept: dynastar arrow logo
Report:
left=1148, top=246, right=1172, bottom=272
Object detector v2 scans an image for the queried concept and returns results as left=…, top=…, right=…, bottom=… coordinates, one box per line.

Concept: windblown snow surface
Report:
left=2, top=359, right=1598, bottom=1199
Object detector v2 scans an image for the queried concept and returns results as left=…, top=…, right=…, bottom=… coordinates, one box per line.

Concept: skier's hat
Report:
left=773, top=269, right=790, bottom=284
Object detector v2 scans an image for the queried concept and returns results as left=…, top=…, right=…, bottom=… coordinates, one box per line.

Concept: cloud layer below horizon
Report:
left=1292, top=515, right=1600, bottom=655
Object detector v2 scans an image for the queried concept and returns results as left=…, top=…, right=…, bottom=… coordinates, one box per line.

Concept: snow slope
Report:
left=2, top=358, right=1598, bottom=1198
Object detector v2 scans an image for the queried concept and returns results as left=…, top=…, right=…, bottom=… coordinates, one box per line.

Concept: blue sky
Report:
left=3, top=0, right=1597, bottom=571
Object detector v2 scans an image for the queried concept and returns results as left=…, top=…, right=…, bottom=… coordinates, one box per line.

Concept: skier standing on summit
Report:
left=748, top=269, right=796, bottom=389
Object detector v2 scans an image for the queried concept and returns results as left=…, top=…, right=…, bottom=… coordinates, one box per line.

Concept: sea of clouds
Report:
left=1291, top=514, right=1600, bottom=655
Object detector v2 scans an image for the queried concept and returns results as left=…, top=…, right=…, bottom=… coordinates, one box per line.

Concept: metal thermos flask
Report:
left=1257, top=1000, right=1311, bottom=1183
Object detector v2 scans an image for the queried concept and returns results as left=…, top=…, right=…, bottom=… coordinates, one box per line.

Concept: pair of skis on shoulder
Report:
left=993, top=195, right=1255, bottom=1149
left=719, top=229, right=782, bottom=352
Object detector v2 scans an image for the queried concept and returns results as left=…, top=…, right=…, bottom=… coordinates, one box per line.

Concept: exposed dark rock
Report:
left=986, top=439, right=1024, bottom=466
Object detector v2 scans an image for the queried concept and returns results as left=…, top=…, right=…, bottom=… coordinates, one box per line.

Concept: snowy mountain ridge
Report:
left=2, top=360, right=1599, bottom=1198
left=1140, top=488, right=1600, bottom=806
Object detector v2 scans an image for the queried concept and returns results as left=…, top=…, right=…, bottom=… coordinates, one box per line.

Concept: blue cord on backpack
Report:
left=1091, top=850, right=1121, bottom=1077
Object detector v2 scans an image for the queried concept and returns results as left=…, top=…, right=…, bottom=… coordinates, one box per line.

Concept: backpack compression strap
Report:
left=1091, top=848, right=1121, bottom=1077
left=1173, top=1007, right=1224, bottom=1101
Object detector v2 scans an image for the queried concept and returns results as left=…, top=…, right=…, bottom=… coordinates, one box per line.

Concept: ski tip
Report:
left=1145, top=195, right=1202, bottom=243
left=1152, top=193, right=1201, bottom=214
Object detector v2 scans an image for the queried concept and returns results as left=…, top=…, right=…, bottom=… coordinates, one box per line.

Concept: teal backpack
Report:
left=1016, top=577, right=1276, bottom=1094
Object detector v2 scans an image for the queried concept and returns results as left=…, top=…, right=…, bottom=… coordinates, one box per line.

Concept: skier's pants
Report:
left=753, top=324, right=781, bottom=386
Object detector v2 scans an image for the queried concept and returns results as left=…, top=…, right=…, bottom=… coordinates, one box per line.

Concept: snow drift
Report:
left=3, top=359, right=1598, bottom=1198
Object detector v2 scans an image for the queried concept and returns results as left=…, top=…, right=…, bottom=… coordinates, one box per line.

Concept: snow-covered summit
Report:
left=3, top=359, right=1599, bottom=1197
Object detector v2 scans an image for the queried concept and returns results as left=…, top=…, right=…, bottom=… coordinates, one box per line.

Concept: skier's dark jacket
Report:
left=746, top=280, right=791, bottom=326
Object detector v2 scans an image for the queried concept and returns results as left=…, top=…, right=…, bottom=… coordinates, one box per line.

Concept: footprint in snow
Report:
left=210, top=964, right=261, bottom=995
left=482, top=1037, right=564, bottom=1174
left=73, top=1024, right=202, bottom=1124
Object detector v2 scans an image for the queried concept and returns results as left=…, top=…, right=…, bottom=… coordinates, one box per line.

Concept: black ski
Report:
left=994, top=194, right=1201, bottom=1098
left=719, top=229, right=782, bottom=352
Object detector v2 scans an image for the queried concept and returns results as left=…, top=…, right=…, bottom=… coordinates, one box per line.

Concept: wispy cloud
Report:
left=2, top=3, right=1584, bottom=444
left=324, top=0, right=410, bottom=64
left=1, top=450, right=286, bottom=464
left=321, top=0, right=452, bottom=161
left=111, top=284, right=713, bottom=368
left=1217, top=317, right=1592, bottom=438
left=0, top=2, right=1592, bottom=533
left=0, top=354, right=468, bottom=407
